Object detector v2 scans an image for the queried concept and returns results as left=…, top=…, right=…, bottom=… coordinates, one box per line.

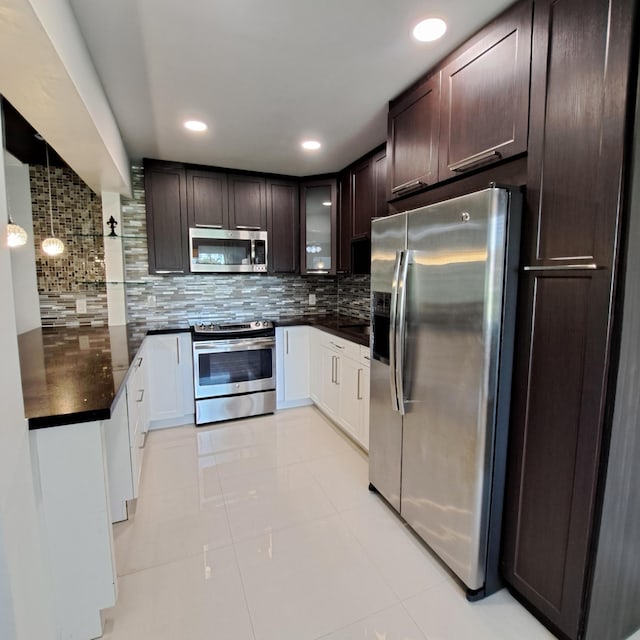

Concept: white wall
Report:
left=0, top=110, right=56, bottom=640
left=5, top=152, right=41, bottom=334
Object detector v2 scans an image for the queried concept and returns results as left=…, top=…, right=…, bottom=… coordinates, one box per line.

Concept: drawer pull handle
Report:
left=330, top=342, right=345, bottom=350
left=391, top=178, right=426, bottom=195
left=449, top=149, right=501, bottom=173
left=136, top=389, right=144, bottom=403
left=523, top=263, right=599, bottom=272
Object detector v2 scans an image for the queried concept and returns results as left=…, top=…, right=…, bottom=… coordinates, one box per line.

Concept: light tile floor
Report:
left=103, top=406, right=557, bottom=640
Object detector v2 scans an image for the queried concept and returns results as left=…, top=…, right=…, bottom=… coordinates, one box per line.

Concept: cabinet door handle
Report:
left=357, top=368, right=362, bottom=400
left=136, top=356, right=143, bottom=367
left=523, top=263, right=599, bottom=272
left=136, top=389, right=144, bottom=403
left=335, top=357, right=340, bottom=386
left=448, top=149, right=502, bottom=173
left=176, top=337, right=180, bottom=364
left=391, top=178, right=426, bottom=195
left=285, top=330, right=289, bottom=355
left=331, top=356, right=335, bottom=383
left=195, top=223, right=222, bottom=228
left=236, top=225, right=261, bottom=230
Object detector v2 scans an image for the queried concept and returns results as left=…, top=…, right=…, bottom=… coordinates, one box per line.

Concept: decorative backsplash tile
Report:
left=121, top=165, right=371, bottom=328
left=29, top=164, right=108, bottom=327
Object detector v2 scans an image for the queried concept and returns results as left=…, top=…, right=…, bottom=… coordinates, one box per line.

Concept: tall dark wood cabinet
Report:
left=144, top=161, right=189, bottom=274
left=438, top=0, right=532, bottom=181
left=388, top=74, right=440, bottom=199
left=372, top=148, right=387, bottom=219
left=266, top=179, right=299, bottom=274
left=500, top=1, right=636, bottom=639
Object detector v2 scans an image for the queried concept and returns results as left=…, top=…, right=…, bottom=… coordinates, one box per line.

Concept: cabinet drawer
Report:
left=326, top=335, right=360, bottom=360
left=359, top=345, right=371, bottom=367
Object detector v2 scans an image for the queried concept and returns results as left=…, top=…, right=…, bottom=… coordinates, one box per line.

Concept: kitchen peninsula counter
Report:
left=18, top=323, right=189, bottom=429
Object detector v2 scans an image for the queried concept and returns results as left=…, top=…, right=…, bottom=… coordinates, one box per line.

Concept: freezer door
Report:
left=400, top=187, right=511, bottom=590
left=369, top=214, right=406, bottom=512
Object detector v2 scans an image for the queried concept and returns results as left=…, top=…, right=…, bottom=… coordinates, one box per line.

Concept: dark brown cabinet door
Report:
left=338, top=169, right=351, bottom=274
left=228, top=175, right=267, bottom=230
left=501, top=1, right=634, bottom=638
left=144, top=162, right=188, bottom=274
left=438, top=0, right=532, bottom=181
left=372, top=148, right=387, bottom=219
left=351, top=158, right=373, bottom=239
left=266, top=180, right=299, bottom=274
left=300, top=179, right=337, bottom=275
left=387, top=73, right=440, bottom=199
left=186, top=169, right=228, bottom=229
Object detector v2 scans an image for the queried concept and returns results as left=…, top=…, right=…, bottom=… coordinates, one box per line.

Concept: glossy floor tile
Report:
left=103, top=406, right=558, bottom=640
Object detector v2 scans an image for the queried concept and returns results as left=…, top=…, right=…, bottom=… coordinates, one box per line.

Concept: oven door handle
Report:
left=193, top=337, right=275, bottom=352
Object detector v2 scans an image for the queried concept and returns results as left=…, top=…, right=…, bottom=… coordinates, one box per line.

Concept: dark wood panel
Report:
left=388, top=73, right=440, bottom=198
left=228, top=175, right=267, bottom=230
left=438, top=0, right=532, bottom=181
left=351, top=158, right=373, bottom=239
left=144, top=163, right=188, bottom=274
left=186, top=169, right=228, bottom=229
left=372, top=148, right=388, bottom=218
left=528, top=0, right=610, bottom=262
left=266, top=180, right=299, bottom=274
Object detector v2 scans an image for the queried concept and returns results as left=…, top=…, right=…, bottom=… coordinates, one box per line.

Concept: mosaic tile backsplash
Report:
left=29, top=164, right=108, bottom=327
left=122, top=165, right=371, bottom=327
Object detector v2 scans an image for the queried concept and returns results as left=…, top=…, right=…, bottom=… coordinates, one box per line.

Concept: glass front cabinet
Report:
left=300, top=179, right=337, bottom=275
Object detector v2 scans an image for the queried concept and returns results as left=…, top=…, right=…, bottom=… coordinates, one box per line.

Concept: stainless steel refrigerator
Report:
left=369, top=185, right=521, bottom=600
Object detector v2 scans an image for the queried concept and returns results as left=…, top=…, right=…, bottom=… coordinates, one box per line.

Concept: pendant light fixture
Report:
left=41, top=142, right=64, bottom=257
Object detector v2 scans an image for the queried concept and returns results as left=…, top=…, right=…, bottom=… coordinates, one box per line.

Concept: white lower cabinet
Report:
left=310, top=330, right=371, bottom=451
left=276, top=326, right=312, bottom=409
left=145, top=333, right=194, bottom=428
left=125, top=346, right=148, bottom=498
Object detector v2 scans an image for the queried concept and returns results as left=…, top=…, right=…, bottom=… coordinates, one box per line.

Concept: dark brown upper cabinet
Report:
left=186, top=169, right=228, bottom=229
left=438, top=0, right=532, bottom=181
left=228, top=175, right=267, bottom=230
left=372, top=148, right=387, bottom=219
left=351, top=157, right=373, bottom=240
left=300, top=179, right=337, bottom=275
left=388, top=73, right=440, bottom=199
left=144, top=161, right=189, bottom=275
left=338, top=169, right=351, bottom=274
left=266, top=179, right=299, bottom=274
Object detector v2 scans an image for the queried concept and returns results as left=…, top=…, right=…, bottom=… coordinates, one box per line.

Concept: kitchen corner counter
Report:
left=18, top=323, right=190, bottom=429
left=275, top=315, right=371, bottom=347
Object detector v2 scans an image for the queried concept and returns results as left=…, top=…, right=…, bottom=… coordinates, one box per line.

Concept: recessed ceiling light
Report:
left=412, top=18, right=447, bottom=42
left=302, top=140, right=321, bottom=151
left=322, top=201, right=332, bottom=206
left=184, top=120, right=208, bottom=132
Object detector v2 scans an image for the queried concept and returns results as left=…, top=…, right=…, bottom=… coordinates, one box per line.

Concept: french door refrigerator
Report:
left=369, top=185, right=521, bottom=599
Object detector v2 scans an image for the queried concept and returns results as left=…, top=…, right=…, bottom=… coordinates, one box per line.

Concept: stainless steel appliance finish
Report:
left=369, top=186, right=521, bottom=599
left=189, top=228, right=268, bottom=273
left=192, top=320, right=276, bottom=425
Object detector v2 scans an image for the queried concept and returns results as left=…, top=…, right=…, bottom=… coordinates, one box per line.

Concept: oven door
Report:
left=193, top=337, right=275, bottom=399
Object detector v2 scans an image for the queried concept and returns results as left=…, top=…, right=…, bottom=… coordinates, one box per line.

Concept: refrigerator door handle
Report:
left=395, top=250, right=411, bottom=415
left=389, top=251, right=404, bottom=412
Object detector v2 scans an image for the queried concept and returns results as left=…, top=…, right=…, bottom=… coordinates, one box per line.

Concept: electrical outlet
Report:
left=308, top=293, right=317, bottom=306
left=76, top=297, right=87, bottom=314
left=147, top=294, right=157, bottom=308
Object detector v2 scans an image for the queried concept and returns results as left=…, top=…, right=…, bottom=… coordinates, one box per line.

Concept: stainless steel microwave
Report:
left=189, top=228, right=268, bottom=273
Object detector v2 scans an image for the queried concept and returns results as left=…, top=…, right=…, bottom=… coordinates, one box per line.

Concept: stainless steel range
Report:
left=191, top=320, right=276, bottom=425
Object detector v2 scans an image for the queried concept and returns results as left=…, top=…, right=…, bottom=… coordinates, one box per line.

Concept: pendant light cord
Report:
left=45, top=143, right=55, bottom=237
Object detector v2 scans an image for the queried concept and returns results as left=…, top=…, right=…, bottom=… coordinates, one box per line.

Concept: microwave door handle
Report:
left=251, top=240, right=256, bottom=265
left=395, top=250, right=411, bottom=416
left=389, top=251, right=403, bottom=412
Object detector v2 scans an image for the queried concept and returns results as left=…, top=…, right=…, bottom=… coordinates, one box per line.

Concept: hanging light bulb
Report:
left=41, top=141, right=64, bottom=257
left=6, top=216, right=28, bottom=247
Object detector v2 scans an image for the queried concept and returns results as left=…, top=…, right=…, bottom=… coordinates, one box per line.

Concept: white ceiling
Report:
left=68, top=0, right=515, bottom=176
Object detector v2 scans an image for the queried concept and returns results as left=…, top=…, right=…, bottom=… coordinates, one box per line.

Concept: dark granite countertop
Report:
left=18, top=323, right=190, bottom=430
left=275, top=315, right=371, bottom=347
